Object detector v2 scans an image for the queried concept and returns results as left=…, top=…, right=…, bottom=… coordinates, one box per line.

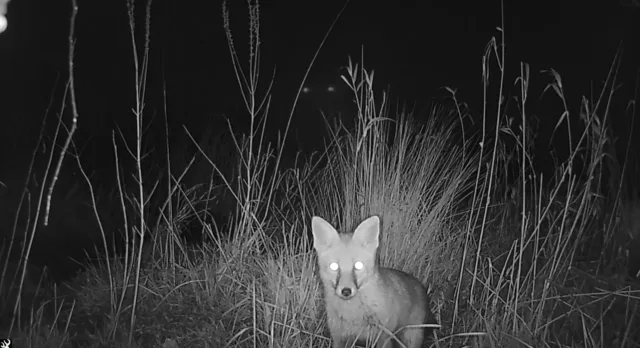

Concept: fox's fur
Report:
left=312, top=215, right=436, bottom=348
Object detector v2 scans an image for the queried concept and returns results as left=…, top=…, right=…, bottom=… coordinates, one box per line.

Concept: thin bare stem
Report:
left=44, top=0, right=79, bottom=226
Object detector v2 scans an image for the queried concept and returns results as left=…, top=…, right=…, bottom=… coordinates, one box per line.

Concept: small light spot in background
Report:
left=302, top=86, right=312, bottom=94
left=326, top=85, right=336, bottom=93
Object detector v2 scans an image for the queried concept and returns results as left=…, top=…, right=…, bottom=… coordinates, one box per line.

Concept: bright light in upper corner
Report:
left=0, top=16, right=7, bottom=34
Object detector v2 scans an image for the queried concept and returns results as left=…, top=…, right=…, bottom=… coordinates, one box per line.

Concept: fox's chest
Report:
left=324, top=290, right=392, bottom=333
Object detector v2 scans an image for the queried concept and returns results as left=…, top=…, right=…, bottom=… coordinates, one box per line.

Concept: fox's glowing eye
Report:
left=329, top=262, right=339, bottom=271
left=354, top=261, right=364, bottom=270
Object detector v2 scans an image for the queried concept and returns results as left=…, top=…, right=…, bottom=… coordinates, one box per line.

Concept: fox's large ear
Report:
left=311, top=216, right=340, bottom=252
left=352, top=215, right=380, bottom=249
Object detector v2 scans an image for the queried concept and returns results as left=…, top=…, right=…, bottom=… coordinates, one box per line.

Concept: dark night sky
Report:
left=0, top=0, right=637, bottom=174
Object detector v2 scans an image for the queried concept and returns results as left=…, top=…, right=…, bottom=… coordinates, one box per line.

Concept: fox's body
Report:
left=312, top=215, right=436, bottom=348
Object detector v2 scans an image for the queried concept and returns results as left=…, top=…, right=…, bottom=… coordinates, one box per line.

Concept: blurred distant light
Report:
left=0, top=15, right=7, bottom=33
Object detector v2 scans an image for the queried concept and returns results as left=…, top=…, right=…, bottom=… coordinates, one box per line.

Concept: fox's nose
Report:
left=340, top=287, right=353, bottom=298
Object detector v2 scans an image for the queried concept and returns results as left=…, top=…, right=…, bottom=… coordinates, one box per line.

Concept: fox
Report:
left=312, top=215, right=437, bottom=348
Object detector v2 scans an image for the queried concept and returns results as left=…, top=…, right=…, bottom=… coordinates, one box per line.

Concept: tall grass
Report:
left=451, top=22, right=640, bottom=348
left=1, top=0, right=638, bottom=347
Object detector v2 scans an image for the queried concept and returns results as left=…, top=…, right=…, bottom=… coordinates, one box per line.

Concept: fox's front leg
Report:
left=332, top=336, right=357, bottom=348
left=331, top=338, right=346, bottom=348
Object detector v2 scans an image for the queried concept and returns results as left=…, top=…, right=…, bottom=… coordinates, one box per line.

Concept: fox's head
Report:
left=298, top=66, right=354, bottom=121
left=311, top=215, right=380, bottom=300
left=288, top=68, right=358, bottom=152
left=299, top=81, right=351, bottom=120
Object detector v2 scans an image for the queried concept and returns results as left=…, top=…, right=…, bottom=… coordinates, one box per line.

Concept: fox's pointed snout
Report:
left=337, top=285, right=355, bottom=299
